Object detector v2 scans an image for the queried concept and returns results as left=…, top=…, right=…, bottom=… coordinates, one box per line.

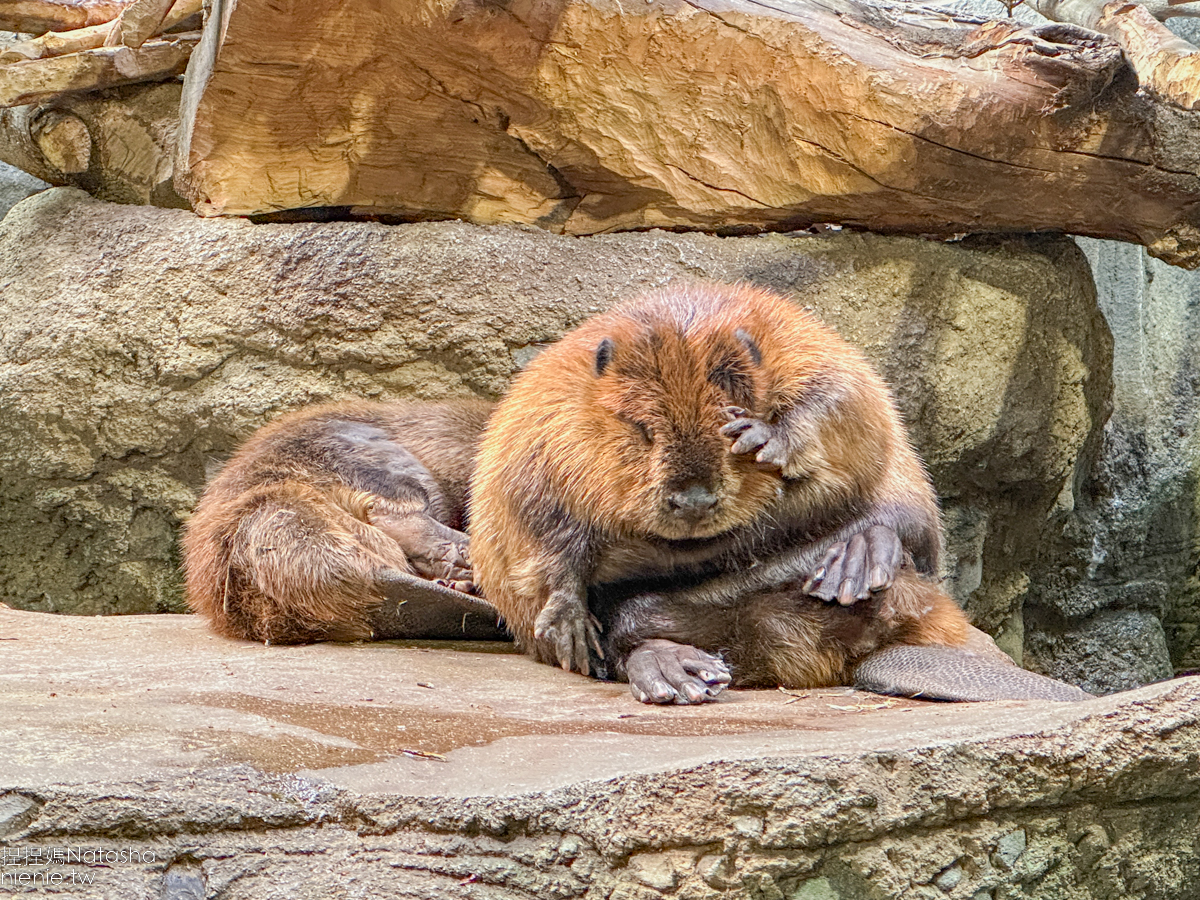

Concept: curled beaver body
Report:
left=470, top=281, right=1089, bottom=703
left=470, top=281, right=943, bottom=670
left=184, top=399, right=502, bottom=644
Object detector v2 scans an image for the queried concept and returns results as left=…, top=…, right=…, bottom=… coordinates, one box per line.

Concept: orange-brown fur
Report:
left=184, top=399, right=492, bottom=643
left=469, top=281, right=967, bottom=673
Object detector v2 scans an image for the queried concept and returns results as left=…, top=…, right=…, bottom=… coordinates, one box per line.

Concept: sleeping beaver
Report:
left=468, top=281, right=1088, bottom=702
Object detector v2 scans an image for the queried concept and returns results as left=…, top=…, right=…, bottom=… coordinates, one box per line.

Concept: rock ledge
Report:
left=1, top=607, right=1197, bottom=900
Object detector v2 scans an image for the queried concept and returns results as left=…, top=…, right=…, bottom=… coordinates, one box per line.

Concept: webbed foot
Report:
left=804, top=524, right=904, bottom=606
left=626, top=639, right=732, bottom=704
left=368, top=503, right=476, bottom=593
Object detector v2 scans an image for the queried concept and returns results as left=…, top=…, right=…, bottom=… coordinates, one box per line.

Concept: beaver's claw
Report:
left=534, top=593, right=604, bottom=676
left=721, top=407, right=789, bottom=469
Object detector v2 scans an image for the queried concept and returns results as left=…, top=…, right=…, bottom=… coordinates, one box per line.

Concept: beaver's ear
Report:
left=595, top=337, right=615, bottom=376
left=735, top=328, right=762, bottom=366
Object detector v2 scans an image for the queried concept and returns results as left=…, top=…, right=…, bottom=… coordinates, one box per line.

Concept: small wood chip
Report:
left=827, top=700, right=898, bottom=711
left=777, top=686, right=812, bottom=704
left=400, top=748, right=446, bottom=761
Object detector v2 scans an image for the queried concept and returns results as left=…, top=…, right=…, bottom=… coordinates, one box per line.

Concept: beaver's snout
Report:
left=666, top=483, right=719, bottom=522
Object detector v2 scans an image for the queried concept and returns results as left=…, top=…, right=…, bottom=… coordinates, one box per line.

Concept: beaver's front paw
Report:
left=534, top=591, right=604, bottom=676
left=720, top=406, right=789, bottom=469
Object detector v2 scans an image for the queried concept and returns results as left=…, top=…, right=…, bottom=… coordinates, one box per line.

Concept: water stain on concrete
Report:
left=200, top=692, right=870, bottom=772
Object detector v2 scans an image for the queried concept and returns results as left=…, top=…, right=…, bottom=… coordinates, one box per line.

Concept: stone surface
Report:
left=1016, top=237, right=1200, bottom=686
left=943, top=0, right=1200, bottom=687
left=0, top=160, right=44, bottom=218
left=1, top=606, right=1198, bottom=900
left=0, top=190, right=1110, bottom=664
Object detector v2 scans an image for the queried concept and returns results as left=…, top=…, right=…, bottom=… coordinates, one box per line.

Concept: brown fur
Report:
left=469, top=281, right=966, bottom=672
left=601, top=569, right=969, bottom=689
left=184, top=399, right=493, bottom=643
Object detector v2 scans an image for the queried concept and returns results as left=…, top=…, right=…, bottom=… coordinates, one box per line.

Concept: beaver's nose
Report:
left=667, top=484, right=718, bottom=519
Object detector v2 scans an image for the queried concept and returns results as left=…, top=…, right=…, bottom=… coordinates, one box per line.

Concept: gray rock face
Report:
left=1025, top=608, right=1175, bottom=696
left=2, top=607, right=1199, bottom=900
left=0, top=160, right=45, bottom=219
left=1019, top=238, right=1200, bottom=687
left=0, top=190, right=1110, bottom=677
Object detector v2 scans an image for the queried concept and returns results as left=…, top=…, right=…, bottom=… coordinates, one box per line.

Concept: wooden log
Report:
left=0, top=0, right=129, bottom=33
left=0, top=80, right=185, bottom=203
left=1143, top=0, right=1200, bottom=18
left=103, top=0, right=176, bottom=48
left=29, top=106, right=89, bottom=171
left=175, top=0, right=1200, bottom=267
left=0, top=22, right=111, bottom=62
left=0, top=32, right=196, bottom=107
left=1031, top=0, right=1200, bottom=108
left=0, top=0, right=202, bottom=61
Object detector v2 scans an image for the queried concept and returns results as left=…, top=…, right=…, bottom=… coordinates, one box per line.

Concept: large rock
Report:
left=2, top=607, right=1199, bottom=900
left=1018, top=237, right=1200, bottom=691
left=0, top=160, right=45, bottom=218
left=0, top=189, right=1110, bottom=672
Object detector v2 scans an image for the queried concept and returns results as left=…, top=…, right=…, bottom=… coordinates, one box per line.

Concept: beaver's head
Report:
left=575, top=284, right=796, bottom=541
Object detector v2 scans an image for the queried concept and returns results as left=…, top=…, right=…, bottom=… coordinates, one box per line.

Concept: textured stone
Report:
left=1, top=607, right=1198, bottom=900
left=1025, top=609, right=1174, bottom=695
left=0, top=190, right=1110, bottom=650
left=942, top=0, right=1200, bottom=689
left=1016, top=236, right=1200, bottom=684
left=0, top=160, right=45, bottom=218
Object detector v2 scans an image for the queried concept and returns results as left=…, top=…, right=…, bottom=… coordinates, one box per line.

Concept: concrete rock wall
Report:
left=0, top=160, right=45, bottom=219
left=1019, top=237, right=1200, bottom=691
left=0, top=189, right=1111, bottom=683
left=4, top=608, right=1200, bottom=900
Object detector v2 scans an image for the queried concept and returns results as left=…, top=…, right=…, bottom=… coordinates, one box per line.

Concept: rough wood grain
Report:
left=29, top=106, right=89, bottom=170
left=0, top=32, right=195, bottom=106
left=0, top=80, right=185, bottom=204
left=1031, top=0, right=1200, bottom=108
left=0, top=0, right=201, bottom=60
left=0, top=21, right=109, bottom=61
left=103, top=0, right=175, bottom=48
left=0, top=0, right=129, bottom=33
left=174, top=0, right=1200, bottom=266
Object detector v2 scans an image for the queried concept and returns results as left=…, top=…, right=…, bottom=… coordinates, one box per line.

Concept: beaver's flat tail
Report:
left=853, top=644, right=1093, bottom=702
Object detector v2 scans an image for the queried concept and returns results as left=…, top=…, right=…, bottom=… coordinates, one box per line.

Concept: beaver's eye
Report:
left=708, top=360, right=745, bottom=395
left=618, top=415, right=653, bottom=443
left=708, top=357, right=756, bottom=408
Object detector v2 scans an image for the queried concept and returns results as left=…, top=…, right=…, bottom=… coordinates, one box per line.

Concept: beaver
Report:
left=468, top=281, right=1090, bottom=703
left=184, top=399, right=503, bottom=644
left=469, top=282, right=944, bottom=668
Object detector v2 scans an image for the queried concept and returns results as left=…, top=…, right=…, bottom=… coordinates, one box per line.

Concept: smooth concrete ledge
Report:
left=1, top=606, right=1198, bottom=899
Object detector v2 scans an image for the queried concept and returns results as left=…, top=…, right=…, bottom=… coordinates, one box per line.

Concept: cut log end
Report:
left=30, top=108, right=90, bottom=172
